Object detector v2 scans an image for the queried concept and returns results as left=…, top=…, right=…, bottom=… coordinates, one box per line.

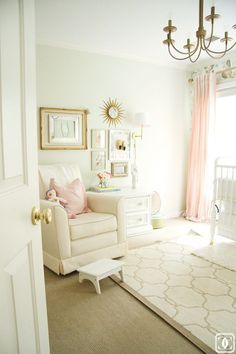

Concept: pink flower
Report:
left=97, top=171, right=111, bottom=180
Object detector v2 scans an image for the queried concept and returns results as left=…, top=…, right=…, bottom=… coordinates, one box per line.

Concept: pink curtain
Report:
left=185, top=73, right=216, bottom=222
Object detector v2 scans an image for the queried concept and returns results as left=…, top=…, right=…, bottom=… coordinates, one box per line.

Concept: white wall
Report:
left=37, top=45, right=189, bottom=217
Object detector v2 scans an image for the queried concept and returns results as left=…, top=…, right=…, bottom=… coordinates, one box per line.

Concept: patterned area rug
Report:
left=193, top=242, right=236, bottom=272
left=112, top=234, right=236, bottom=354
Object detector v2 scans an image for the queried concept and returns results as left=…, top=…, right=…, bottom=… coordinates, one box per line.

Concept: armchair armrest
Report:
left=86, top=192, right=126, bottom=243
left=40, top=199, right=71, bottom=259
left=40, top=199, right=59, bottom=209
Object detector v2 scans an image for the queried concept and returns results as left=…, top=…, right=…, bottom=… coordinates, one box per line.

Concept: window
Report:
left=215, top=88, right=236, bottom=158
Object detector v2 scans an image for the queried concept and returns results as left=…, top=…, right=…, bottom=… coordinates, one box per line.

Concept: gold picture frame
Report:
left=40, top=107, right=88, bottom=150
left=109, top=130, right=131, bottom=161
left=91, top=151, right=106, bottom=171
left=111, top=162, right=128, bottom=177
left=91, top=129, right=106, bottom=149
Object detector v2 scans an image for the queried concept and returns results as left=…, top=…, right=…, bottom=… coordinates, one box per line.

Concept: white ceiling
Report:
left=35, top=0, right=236, bottom=68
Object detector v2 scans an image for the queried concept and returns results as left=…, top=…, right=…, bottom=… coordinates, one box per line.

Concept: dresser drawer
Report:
left=125, top=196, right=149, bottom=212
left=126, top=213, right=149, bottom=228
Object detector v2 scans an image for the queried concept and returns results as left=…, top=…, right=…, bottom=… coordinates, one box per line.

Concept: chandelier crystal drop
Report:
left=163, top=0, right=236, bottom=62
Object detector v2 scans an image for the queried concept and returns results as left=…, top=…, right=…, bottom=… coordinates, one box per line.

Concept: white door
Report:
left=0, top=0, right=50, bottom=353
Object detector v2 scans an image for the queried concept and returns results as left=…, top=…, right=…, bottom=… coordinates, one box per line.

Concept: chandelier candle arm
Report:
left=203, top=36, right=234, bottom=59
left=205, top=6, right=220, bottom=23
left=163, top=0, right=236, bottom=62
left=203, top=21, right=214, bottom=50
left=168, top=37, right=200, bottom=61
left=203, top=38, right=236, bottom=55
left=171, top=36, right=197, bottom=55
left=163, top=19, right=177, bottom=33
left=220, top=32, right=233, bottom=44
left=183, top=39, right=195, bottom=51
left=168, top=45, right=195, bottom=61
left=189, top=47, right=204, bottom=63
left=202, top=40, right=227, bottom=59
left=164, top=32, right=199, bottom=56
left=208, top=42, right=236, bottom=54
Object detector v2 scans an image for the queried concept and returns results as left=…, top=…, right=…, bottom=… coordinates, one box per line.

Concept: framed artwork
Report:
left=109, top=130, right=131, bottom=161
left=40, top=107, right=88, bottom=150
left=91, top=129, right=106, bottom=149
left=111, top=162, right=128, bottom=177
left=91, top=151, right=106, bottom=171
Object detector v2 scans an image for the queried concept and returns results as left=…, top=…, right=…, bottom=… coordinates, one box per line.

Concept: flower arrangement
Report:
left=97, top=171, right=111, bottom=188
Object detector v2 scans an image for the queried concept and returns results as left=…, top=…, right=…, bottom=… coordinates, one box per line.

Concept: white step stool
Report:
left=77, top=258, right=125, bottom=294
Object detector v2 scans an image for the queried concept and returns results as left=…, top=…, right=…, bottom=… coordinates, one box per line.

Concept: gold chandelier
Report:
left=163, top=0, right=236, bottom=62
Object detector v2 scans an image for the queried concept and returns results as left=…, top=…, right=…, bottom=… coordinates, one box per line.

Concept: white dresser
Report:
left=124, top=192, right=152, bottom=237
left=105, top=189, right=152, bottom=238
left=88, top=188, right=152, bottom=239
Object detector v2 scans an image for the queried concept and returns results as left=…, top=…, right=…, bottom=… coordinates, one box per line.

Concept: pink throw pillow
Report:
left=50, top=178, right=90, bottom=215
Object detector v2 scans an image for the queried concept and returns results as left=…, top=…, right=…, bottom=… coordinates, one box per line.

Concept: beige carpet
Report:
left=44, top=267, right=204, bottom=354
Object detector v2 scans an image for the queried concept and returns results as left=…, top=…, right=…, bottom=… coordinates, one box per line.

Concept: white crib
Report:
left=211, top=158, right=236, bottom=243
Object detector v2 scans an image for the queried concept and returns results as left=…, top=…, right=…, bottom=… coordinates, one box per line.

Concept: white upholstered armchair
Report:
left=39, top=164, right=127, bottom=275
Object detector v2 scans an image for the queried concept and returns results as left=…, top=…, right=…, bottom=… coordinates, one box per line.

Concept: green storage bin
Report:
left=152, top=212, right=165, bottom=229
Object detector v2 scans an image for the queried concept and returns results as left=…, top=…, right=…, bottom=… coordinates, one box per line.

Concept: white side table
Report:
left=77, top=258, right=125, bottom=295
left=123, top=191, right=152, bottom=237
left=87, top=188, right=152, bottom=239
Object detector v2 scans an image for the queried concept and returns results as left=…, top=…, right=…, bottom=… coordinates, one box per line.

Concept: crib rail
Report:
left=211, top=158, right=236, bottom=243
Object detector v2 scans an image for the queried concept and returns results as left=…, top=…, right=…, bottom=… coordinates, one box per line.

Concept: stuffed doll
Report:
left=45, top=188, right=67, bottom=205
left=45, top=189, right=76, bottom=219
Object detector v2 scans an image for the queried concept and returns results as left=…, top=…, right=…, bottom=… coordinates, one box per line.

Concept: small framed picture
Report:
left=111, top=162, right=128, bottom=177
left=91, top=151, right=106, bottom=171
left=109, top=130, right=131, bottom=161
left=91, top=129, right=106, bottom=149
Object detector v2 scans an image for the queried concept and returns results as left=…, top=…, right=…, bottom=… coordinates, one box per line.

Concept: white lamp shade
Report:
left=134, top=112, right=151, bottom=127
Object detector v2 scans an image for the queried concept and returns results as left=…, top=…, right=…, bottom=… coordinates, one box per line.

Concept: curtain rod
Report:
left=217, top=66, right=236, bottom=74
left=189, top=66, right=236, bottom=83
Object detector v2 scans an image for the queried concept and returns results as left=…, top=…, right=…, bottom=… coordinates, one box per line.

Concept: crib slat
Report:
left=212, top=159, right=236, bottom=242
left=229, top=168, right=234, bottom=225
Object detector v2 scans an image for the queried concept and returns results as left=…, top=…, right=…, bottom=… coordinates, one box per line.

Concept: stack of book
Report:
left=89, top=186, right=120, bottom=193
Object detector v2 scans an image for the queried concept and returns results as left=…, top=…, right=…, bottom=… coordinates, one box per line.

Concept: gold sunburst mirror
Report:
left=101, top=98, right=124, bottom=127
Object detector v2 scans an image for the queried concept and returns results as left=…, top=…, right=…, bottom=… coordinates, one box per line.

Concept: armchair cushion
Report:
left=69, top=212, right=117, bottom=240
left=39, top=164, right=83, bottom=199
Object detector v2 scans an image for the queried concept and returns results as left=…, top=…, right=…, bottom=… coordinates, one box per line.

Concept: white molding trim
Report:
left=164, top=210, right=184, bottom=219
left=36, top=40, right=188, bottom=71
left=217, top=79, right=236, bottom=92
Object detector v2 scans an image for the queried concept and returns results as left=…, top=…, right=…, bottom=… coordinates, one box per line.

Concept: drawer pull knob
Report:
left=139, top=218, right=142, bottom=221
left=138, top=202, right=143, bottom=206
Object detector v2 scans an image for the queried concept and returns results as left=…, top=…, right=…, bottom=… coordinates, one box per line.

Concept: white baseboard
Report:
left=163, top=210, right=184, bottom=219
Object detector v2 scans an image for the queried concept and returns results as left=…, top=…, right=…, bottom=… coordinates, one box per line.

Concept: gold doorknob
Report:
left=32, top=207, right=52, bottom=225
